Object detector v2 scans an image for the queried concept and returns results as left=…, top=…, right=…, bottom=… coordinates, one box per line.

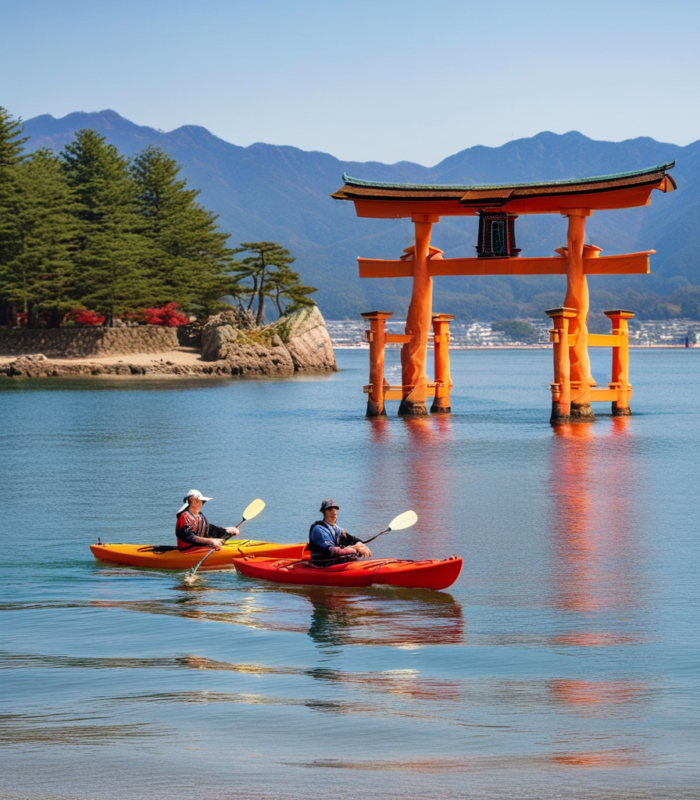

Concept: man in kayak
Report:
left=176, top=489, right=240, bottom=552
left=308, top=500, right=371, bottom=563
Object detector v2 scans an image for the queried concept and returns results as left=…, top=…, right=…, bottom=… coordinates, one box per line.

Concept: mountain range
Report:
left=22, top=110, right=700, bottom=321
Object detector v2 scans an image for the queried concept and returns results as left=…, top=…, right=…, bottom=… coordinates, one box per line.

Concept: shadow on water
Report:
left=0, top=649, right=465, bottom=731
left=0, top=711, right=164, bottom=745
left=2, top=577, right=463, bottom=649
left=290, top=749, right=646, bottom=772
left=301, top=585, right=464, bottom=649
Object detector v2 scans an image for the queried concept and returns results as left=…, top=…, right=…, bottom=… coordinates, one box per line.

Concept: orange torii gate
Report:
left=332, top=163, right=676, bottom=423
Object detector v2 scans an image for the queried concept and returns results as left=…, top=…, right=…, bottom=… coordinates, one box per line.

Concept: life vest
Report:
left=176, top=510, right=211, bottom=552
left=308, top=520, right=353, bottom=561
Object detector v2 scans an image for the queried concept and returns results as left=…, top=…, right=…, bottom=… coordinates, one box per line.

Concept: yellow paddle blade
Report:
left=388, top=510, right=418, bottom=531
left=242, top=498, right=265, bottom=522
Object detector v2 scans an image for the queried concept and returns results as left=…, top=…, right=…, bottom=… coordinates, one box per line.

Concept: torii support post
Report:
left=399, top=215, right=438, bottom=417
left=562, top=209, right=595, bottom=421
left=431, top=314, right=453, bottom=414
left=361, top=311, right=393, bottom=417
left=546, top=307, right=578, bottom=424
left=605, top=309, right=634, bottom=416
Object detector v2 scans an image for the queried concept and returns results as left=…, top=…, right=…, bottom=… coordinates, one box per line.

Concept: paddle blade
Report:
left=242, top=498, right=265, bottom=522
left=388, top=510, right=418, bottom=531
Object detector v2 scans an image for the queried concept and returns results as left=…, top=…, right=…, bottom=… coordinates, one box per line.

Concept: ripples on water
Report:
left=1, top=350, right=700, bottom=799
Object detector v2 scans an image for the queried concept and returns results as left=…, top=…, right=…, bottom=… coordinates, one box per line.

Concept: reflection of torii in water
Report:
left=548, top=417, right=647, bottom=645
left=363, top=415, right=454, bottom=561
left=546, top=422, right=650, bottom=759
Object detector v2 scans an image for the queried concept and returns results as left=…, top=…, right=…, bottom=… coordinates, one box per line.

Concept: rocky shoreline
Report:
left=0, top=307, right=338, bottom=379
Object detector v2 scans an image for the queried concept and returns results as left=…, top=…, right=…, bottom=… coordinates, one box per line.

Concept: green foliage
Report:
left=61, top=129, right=151, bottom=326
left=267, top=262, right=317, bottom=316
left=0, top=108, right=29, bottom=322
left=491, top=319, right=540, bottom=343
left=0, top=106, right=27, bottom=168
left=668, top=285, right=700, bottom=320
left=131, top=145, right=234, bottom=318
left=232, top=241, right=316, bottom=324
left=0, top=149, right=79, bottom=324
left=0, top=117, right=242, bottom=327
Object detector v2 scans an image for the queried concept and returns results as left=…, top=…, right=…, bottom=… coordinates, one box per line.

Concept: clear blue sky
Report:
left=2, top=0, right=699, bottom=165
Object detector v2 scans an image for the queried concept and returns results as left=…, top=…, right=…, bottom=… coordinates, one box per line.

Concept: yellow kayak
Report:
left=90, top=538, right=307, bottom=570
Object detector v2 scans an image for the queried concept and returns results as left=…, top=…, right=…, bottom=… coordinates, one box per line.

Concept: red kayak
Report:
left=231, top=555, right=463, bottom=591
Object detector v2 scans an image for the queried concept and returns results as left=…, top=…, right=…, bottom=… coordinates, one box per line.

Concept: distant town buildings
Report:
left=326, top=319, right=700, bottom=348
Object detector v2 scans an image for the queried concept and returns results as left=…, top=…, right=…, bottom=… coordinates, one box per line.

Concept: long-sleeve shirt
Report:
left=176, top=510, right=227, bottom=552
left=308, top=520, right=360, bottom=562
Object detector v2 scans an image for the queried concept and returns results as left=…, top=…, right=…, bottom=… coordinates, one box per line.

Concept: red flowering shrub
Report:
left=141, top=303, right=189, bottom=327
left=15, top=311, right=28, bottom=327
left=64, top=309, right=106, bottom=327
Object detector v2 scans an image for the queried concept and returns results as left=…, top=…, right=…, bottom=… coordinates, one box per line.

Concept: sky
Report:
left=2, top=0, right=699, bottom=165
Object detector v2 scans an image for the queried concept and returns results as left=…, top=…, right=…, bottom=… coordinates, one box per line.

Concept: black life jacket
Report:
left=308, top=519, right=345, bottom=561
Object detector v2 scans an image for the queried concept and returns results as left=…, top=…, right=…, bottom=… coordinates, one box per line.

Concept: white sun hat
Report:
left=177, top=489, right=213, bottom=515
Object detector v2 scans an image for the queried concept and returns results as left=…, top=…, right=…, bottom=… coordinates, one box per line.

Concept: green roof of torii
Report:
left=338, top=162, right=676, bottom=193
left=332, top=162, right=677, bottom=213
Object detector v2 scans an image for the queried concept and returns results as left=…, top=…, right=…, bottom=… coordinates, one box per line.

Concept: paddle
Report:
left=359, top=510, right=418, bottom=545
left=183, top=498, right=265, bottom=583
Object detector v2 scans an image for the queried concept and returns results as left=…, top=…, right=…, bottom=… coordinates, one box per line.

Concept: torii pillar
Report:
left=399, top=214, right=439, bottom=416
left=563, top=209, right=595, bottom=421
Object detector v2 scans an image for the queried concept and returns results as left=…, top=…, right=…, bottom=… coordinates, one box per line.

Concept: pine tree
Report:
left=0, top=107, right=27, bottom=169
left=267, top=261, right=317, bottom=316
left=0, top=149, right=78, bottom=326
left=231, top=242, right=315, bottom=324
left=61, top=129, right=151, bottom=326
left=0, top=107, right=29, bottom=324
left=131, top=145, right=235, bottom=318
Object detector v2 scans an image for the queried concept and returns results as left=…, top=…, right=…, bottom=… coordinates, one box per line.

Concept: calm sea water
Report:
left=2, top=348, right=700, bottom=800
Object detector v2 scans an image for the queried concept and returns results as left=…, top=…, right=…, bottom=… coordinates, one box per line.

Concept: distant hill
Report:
left=22, top=110, right=699, bottom=320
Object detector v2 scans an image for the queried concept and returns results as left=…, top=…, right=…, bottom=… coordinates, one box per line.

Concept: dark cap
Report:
left=320, top=499, right=339, bottom=513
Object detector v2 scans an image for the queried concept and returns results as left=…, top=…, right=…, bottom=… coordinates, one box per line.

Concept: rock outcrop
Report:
left=213, top=341, right=295, bottom=376
left=281, top=306, right=338, bottom=372
left=201, top=306, right=337, bottom=376
left=0, top=307, right=338, bottom=379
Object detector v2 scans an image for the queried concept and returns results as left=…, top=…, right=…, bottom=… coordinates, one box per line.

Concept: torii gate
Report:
left=332, top=162, right=676, bottom=423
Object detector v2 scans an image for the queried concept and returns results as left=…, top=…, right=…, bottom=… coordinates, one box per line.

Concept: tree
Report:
left=0, top=107, right=28, bottom=169
left=231, top=242, right=316, bottom=324
left=0, top=149, right=78, bottom=326
left=266, top=261, right=317, bottom=316
left=61, top=129, right=151, bottom=326
left=669, top=285, right=700, bottom=320
left=130, top=145, right=236, bottom=317
left=491, top=319, right=540, bottom=343
left=0, top=107, right=29, bottom=324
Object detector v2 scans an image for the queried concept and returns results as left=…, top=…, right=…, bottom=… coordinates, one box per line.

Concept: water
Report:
left=1, top=349, right=700, bottom=799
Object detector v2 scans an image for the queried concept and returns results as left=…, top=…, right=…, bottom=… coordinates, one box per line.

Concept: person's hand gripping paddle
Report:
left=359, top=510, right=418, bottom=544
left=183, top=498, right=265, bottom=584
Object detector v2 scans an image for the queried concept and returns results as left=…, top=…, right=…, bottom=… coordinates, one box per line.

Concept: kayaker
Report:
left=176, top=489, right=240, bottom=552
left=308, top=500, right=371, bottom=563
